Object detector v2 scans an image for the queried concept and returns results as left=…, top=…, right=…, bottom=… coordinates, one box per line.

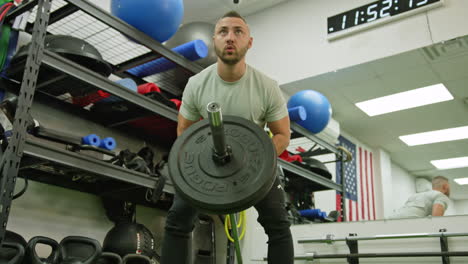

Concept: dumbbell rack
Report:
left=0, top=0, right=346, bottom=244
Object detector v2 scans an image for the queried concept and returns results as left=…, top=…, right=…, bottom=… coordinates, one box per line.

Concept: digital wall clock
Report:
left=327, top=0, right=444, bottom=40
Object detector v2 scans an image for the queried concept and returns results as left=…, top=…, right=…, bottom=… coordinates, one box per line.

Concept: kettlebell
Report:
left=59, top=260, right=84, bottom=264
left=94, top=252, right=122, bottom=264
left=25, top=236, right=60, bottom=264
left=121, top=254, right=152, bottom=264
left=59, top=236, right=101, bottom=264
left=0, top=242, right=24, bottom=264
left=4, top=231, right=27, bottom=248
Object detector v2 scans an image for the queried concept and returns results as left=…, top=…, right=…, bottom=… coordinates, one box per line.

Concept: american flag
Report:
left=335, top=135, right=376, bottom=222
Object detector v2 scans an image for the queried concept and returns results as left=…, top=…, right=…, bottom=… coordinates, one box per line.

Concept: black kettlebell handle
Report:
left=122, top=254, right=152, bottom=264
left=59, top=236, right=101, bottom=264
left=26, top=236, right=60, bottom=264
left=1, top=242, right=25, bottom=264
left=96, top=252, right=122, bottom=264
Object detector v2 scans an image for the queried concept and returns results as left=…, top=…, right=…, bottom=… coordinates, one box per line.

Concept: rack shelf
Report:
left=290, top=123, right=343, bottom=158
left=0, top=0, right=347, bottom=240
left=278, top=159, right=341, bottom=192
left=8, top=50, right=180, bottom=122
left=19, top=137, right=173, bottom=209
left=23, top=138, right=161, bottom=189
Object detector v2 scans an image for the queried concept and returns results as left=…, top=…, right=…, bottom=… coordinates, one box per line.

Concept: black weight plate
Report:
left=168, top=116, right=277, bottom=214
left=14, top=35, right=112, bottom=77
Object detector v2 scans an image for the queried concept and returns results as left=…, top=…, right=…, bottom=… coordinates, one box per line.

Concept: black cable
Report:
left=12, top=175, right=28, bottom=199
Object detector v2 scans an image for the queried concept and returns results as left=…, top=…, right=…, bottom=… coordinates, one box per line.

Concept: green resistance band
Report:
left=0, top=1, right=13, bottom=71
left=0, top=25, right=12, bottom=71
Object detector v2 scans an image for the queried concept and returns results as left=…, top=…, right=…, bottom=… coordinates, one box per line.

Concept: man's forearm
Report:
left=272, top=134, right=290, bottom=156
left=177, top=114, right=197, bottom=137
left=432, top=204, right=445, bottom=216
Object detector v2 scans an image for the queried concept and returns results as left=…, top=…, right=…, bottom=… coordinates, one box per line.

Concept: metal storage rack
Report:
left=281, top=123, right=347, bottom=221
left=0, top=0, right=346, bottom=243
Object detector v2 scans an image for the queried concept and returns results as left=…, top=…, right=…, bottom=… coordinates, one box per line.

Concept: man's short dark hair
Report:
left=432, top=176, right=449, bottom=188
left=219, top=11, right=247, bottom=24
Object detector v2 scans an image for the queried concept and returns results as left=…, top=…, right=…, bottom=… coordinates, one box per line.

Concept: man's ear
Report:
left=248, top=37, right=253, bottom=48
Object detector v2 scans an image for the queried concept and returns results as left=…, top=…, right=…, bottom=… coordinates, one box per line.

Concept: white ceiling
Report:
left=182, top=0, right=291, bottom=24
left=281, top=35, right=468, bottom=201
left=94, top=0, right=291, bottom=24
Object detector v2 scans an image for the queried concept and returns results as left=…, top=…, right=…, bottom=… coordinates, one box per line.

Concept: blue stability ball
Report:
left=110, top=0, right=184, bottom=43
left=287, top=90, right=332, bottom=134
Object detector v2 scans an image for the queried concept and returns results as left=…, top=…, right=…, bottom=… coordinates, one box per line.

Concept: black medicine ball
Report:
left=103, top=222, right=156, bottom=259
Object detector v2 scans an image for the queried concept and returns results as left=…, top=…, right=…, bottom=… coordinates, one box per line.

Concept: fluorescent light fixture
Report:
left=399, top=125, right=468, bottom=146
left=454, top=178, right=468, bottom=185
left=431, top=156, right=468, bottom=170
left=355, top=83, right=453, bottom=116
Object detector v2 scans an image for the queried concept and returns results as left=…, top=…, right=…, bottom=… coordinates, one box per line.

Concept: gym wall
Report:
left=454, top=200, right=468, bottom=215
left=390, top=163, right=417, bottom=214
left=246, top=0, right=468, bottom=85
left=9, top=181, right=115, bottom=244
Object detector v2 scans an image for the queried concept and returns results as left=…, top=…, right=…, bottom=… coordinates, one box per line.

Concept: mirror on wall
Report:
left=281, top=34, right=468, bottom=223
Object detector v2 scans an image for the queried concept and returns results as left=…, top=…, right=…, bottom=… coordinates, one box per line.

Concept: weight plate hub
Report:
left=168, top=116, right=277, bottom=214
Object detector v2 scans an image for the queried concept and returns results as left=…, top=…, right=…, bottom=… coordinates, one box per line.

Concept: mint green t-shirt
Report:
left=179, top=63, right=288, bottom=128
left=390, top=190, right=450, bottom=219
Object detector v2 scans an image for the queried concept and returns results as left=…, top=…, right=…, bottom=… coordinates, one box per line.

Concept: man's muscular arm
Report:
left=267, top=116, right=291, bottom=156
left=177, top=113, right=198, bottom=137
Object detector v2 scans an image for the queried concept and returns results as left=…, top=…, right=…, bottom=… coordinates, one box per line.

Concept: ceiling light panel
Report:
left=399, top=125, right=468, bottom=146
left=431, top=156, right=468, bottom=170
left=356, top=83, right=453, bottom=116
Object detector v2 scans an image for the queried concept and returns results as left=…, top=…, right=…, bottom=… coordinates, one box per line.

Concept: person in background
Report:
left=390, top=176, right=451, bottom=219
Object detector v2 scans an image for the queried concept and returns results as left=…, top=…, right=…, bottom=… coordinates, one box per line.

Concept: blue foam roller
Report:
left=99, top=78, right=138, bottom=103
left=288, top=106, right=307, bottom=122
left=127, top=39, right=208, bottom=77
left=82, top=134, right=101, bottom=146
left=299, top=209, right=322, bottom=219
left=99, top=137, right=117, bottom=151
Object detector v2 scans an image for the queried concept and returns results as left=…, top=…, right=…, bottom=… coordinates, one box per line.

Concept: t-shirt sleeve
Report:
left=179, top=78, right=202, bottom=121
left=433, top=192, right=450, bottom=210
left=265, top=81, right=288, bottom=122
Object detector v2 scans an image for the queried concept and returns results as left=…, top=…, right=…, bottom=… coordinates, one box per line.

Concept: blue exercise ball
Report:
left=287, top=90, right=332, bottom=134
left=110, top=0, right=184, bottom=43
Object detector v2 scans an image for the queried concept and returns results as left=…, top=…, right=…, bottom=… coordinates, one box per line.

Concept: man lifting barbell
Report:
left=160, top=11, right=294, bottom=264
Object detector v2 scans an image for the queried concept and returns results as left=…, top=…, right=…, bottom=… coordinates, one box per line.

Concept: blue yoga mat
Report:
left=99, top=78, right=138, bottom=103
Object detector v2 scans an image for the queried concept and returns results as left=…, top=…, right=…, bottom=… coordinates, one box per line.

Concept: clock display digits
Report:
left=417, top=0, right=428, bottom=6
left=380, top=0, right=392, bottom=18
left=367, top=3, right=379, bottom=22
left=327, top=0, right=442, bottom=35
left=342, top=15, right=347, bottom=29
